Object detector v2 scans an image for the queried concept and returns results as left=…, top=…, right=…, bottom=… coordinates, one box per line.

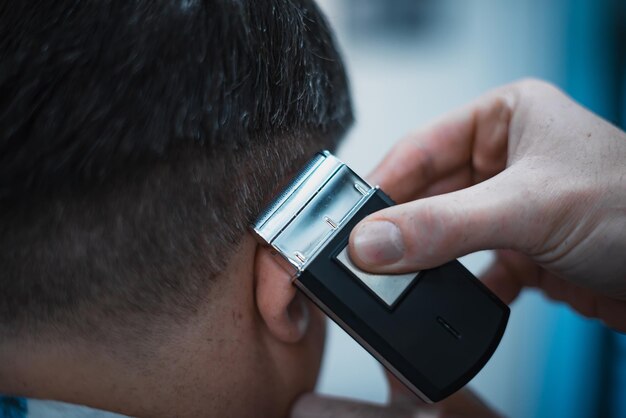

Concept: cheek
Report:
left=302, top=301, right=327, bottom=386
left=311, top=303, right=327, bottom=356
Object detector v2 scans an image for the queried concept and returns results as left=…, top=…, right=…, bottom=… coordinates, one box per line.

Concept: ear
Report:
left=254, top=247, right=310, bottom=343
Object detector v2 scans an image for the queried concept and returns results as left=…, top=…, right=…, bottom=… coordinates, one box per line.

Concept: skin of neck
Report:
left=0, top=238, right=325, bottom=417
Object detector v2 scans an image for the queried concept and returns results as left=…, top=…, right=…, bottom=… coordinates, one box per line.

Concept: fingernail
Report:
left=352, top=221, right=405, bottom=266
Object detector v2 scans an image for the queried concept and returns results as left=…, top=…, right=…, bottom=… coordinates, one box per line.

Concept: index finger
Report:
left=369, top=84, right=518, bottom=203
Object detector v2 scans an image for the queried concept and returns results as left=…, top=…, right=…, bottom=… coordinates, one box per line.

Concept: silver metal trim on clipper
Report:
left=251, top=151, right=375, bottom=276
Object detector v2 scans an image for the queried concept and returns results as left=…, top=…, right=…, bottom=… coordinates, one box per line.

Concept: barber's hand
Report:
left=290, top=379, right=501, bottom=418
left=348, top=79, right=626, bottom=331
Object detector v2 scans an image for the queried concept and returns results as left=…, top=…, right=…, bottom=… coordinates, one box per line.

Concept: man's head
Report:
left=0, top=1, right=352, bottom=416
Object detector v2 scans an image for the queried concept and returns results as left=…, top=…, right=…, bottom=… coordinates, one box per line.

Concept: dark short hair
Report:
left=0, top=0, right=352, bottom=339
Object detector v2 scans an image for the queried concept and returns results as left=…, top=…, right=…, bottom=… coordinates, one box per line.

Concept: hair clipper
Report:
left=251, top=151, right=509, bottom=402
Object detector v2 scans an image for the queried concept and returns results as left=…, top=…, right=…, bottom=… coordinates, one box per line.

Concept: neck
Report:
left=1, top=336, right=158, bottom=416
left=0, top=321, right=282, bottom=417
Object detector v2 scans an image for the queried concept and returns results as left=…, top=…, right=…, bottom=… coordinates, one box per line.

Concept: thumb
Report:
left=349, top=168, right=534, bottom=273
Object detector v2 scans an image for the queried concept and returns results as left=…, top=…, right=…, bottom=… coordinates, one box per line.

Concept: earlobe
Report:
left=254, top=247, right=310, bottom=343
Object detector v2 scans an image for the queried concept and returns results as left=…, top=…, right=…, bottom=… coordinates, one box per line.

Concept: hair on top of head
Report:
left=0, top=0, right=351, bottom=199
left=0, top=0, right=352, bottom=339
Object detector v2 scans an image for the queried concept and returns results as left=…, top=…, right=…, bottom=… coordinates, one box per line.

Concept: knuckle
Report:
left=514, top=77, right=563, bottom=99
left=397, top=136, right=436, bottom=182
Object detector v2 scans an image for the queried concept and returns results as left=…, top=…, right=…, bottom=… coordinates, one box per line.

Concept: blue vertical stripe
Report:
left=611, top=6, right=626, bottom=416
left=536, top=0, right=617, bottom=417
left=611, top=334, right=626, bottom=418
left=0, top=397, right=27, bottom=418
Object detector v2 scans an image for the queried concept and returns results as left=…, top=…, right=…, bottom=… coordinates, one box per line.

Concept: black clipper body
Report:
left=251, top=151, right=509, bottom=402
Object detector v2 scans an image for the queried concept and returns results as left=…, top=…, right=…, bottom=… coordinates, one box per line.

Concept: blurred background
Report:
left=313, top=1, right=626, bottom=417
